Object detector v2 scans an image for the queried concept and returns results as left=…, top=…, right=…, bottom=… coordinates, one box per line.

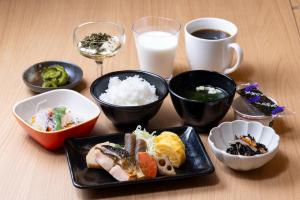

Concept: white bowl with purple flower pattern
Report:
left=208, top=120, right=280, bottom=171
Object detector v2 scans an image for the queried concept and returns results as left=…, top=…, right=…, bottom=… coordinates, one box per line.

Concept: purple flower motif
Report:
left=272, top=106, right=285, bottom=115
left=244, top=83, right=259, bottom=92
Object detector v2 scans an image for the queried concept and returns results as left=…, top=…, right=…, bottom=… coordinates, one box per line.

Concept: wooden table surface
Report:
left=1, top=0, right=300, bottom=199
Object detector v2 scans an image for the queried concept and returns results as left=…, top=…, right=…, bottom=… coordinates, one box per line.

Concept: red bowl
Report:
left=13, top=89, right=101, bottom=150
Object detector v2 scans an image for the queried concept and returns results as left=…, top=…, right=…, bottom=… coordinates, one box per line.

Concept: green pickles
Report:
left=42, top=81, right=58, bottom=88
left=55, top=66, right=68, bottom=86
left=41, top=65, right=69, bottom=88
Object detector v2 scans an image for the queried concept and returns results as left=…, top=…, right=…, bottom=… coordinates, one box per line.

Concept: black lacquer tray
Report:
left=64, top=126, right=214, bottom=189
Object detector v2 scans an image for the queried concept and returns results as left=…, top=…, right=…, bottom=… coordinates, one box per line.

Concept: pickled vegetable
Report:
left=41, top=65, right=69, bottom=88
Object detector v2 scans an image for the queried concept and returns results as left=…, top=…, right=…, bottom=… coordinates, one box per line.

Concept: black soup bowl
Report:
left=169, top=70, right=236, bottom=131
left=90, top=70, right=169, bottom=128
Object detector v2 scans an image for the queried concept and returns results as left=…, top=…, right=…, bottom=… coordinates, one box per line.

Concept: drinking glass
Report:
left=132, top=16, right=181, bottom=80
left=73, top=21, right=125, bottom=77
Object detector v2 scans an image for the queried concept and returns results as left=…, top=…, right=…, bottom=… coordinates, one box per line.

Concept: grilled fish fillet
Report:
left=95, top=145, right=137, bottom=181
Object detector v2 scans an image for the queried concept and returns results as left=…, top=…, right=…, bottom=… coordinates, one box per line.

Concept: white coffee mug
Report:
left=185, top=18, right=243, bottom=74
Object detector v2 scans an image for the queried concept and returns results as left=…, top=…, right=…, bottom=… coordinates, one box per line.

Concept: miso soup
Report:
left=183, top=85, right=228, bottom=102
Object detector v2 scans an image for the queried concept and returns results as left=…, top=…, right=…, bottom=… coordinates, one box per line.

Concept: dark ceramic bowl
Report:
left=90, top=70, right=169, bottom=128
left=23, top=61, right=83, bottom=93
left=169, top=70, right=236, bottom=131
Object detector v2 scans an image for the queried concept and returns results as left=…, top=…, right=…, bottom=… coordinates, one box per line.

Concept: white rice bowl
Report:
left=99, top=75, right=159, bottom=106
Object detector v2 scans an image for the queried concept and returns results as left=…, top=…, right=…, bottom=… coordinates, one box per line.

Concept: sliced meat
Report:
left=135, top=139, right=147, bottom=160
left=124, top=133, right=136, bottom=156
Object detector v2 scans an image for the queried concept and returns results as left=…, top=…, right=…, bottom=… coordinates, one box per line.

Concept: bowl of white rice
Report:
left=90, top=70, right=169, bottom=127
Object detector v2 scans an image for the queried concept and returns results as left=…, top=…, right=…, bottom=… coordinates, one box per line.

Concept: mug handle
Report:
left=223, top=43, right=243, bottom=74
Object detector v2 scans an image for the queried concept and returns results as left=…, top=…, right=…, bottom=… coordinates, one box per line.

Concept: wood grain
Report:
left=293, top=8, right=300, bottom=36
left=0, top=0, right=300, bottom=199
left=291, top=0, right=300, bottom=8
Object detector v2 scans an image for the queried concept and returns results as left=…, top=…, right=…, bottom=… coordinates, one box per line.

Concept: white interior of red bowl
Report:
left=13, top=89, right=100, bottom=133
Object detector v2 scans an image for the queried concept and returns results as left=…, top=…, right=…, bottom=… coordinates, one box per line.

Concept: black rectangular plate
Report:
left=64, top=126, right=215, bottom=189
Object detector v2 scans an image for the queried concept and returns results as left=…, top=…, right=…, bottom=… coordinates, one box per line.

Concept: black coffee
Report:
left=191, top=29, right=230, bottom=40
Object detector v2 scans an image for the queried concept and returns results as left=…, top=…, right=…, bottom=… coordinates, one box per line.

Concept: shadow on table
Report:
left=228, top=62, right=255, bottom=82
left=24, top=135, right=65, bottom=154
left=222, top=150, right=288, bottom=180
left=77, top=172, right=219, bottom=199
left=272, top=117, right=294, bottom=136
left=73, top=79, right=88, bottom=93
left=172, top=62, right=255, bottom=83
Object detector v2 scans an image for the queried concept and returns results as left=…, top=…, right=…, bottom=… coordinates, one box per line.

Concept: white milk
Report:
left=135, top=31, right=178, bottom=78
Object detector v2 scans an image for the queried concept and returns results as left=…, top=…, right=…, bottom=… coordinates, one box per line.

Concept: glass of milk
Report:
left=132, top=17, right=181, bottom=80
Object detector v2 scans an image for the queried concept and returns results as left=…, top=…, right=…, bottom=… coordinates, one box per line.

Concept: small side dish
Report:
left=13, top=89, right=100, bottom=150
left=23, top=61, right=83, bottom=93
left=226, top=134, right=268, bottom=156
left=208, top=120, right=280, bottom=171
left=232, top=97, right=275, bottom=126
left=86, top=126, right=186, bottom=181
left=29, top=106, right=81, bottom=132
left=233, top=83, right=289, bottom=126
left=237, top=83, right=284, bottom=116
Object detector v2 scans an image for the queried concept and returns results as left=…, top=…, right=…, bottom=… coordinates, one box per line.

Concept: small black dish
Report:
left=23, top=61, right=83, bottom=93
left=64, top=126, right=215, bottom=189
left=90, top=70, right=168, bottom=128
left=169, top=70, right=236, bottom=131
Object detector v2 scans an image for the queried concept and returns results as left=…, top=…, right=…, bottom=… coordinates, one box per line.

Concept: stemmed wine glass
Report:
left=73, top=21, right=125, bottom=77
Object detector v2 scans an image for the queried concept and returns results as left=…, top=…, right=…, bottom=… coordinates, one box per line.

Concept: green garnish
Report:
left=133, top=125, right=156, bottom=156
left=53, top=107, right=66, bottom=131
left=80, top=33, right=112, bottom=50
